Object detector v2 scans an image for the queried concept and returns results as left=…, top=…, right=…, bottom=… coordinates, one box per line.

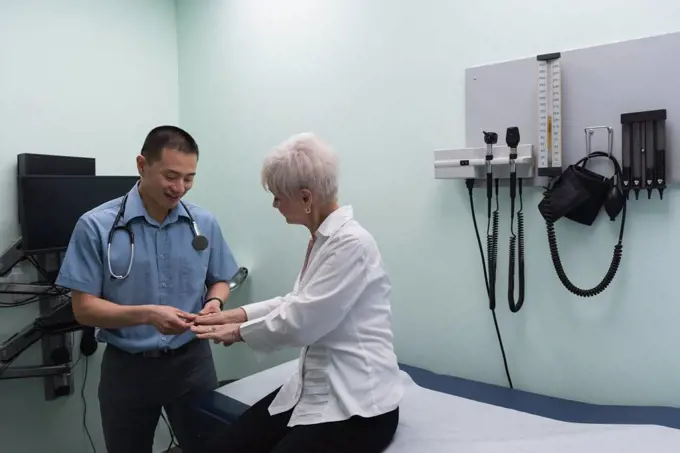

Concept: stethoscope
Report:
left=107, top=193, right=209, bottom=279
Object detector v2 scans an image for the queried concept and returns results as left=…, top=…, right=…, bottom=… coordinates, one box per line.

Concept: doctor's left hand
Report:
left=191, top=323, right=242, bottom=346
left=199, top=299, right=222, bottom=316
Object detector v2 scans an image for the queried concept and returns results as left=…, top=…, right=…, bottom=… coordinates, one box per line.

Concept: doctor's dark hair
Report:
left=140, top=125, right=199, bottom=162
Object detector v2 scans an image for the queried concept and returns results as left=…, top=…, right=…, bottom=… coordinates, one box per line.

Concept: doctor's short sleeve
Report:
left=55, top=216, right=104, bottom=297
left=206, top=217, right=239, bottom=286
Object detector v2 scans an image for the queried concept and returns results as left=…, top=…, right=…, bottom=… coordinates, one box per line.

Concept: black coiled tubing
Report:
left=507, top=178, right=525, bottom=312
left=486, top=179, right=500, bottom=310
left=543, top=164, right=627, bottom=298
left=547, top=221, right=624, bottom=297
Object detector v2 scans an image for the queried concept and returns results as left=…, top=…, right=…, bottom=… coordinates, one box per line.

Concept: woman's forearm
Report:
left=240, top=295, right=289, bottom=321
left=226, top=307, right=248, bottom=323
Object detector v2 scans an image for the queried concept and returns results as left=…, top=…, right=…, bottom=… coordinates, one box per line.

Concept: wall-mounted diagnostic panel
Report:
left=433, top=32, right=677, bottom=303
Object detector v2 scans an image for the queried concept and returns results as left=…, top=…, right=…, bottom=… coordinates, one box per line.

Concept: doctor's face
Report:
left=137, top=148, right=197, bottom=211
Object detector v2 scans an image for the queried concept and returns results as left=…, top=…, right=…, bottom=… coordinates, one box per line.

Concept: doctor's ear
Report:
left=136, top=155, right=147, bottom=175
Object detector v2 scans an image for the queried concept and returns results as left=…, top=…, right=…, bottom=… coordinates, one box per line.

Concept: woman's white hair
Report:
left=261, top=132, right=339, bottom=205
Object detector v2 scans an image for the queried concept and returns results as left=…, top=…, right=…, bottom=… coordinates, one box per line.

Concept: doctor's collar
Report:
left=122, top=183, right=191, bottom=225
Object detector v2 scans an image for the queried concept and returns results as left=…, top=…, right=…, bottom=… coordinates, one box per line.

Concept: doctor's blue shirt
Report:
left=56, top=183, right=239, bottom=353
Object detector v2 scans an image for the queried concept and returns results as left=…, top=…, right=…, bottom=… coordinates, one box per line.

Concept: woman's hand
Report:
left=194, top=307, right=246, bottom=326
left=191, top=323, right=242, bottom=346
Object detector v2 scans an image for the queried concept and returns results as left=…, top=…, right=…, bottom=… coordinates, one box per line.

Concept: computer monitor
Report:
left=17, top=175, right=139, bottom=254
left=17, top=153, right=95, bottom=177
left=16, top=153, right=96, bottom=226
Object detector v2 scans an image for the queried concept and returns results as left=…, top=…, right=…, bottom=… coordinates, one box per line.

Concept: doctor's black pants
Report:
left=98, top=338, right=218, bottom=453
left=206, top=386, right=400, bottom=453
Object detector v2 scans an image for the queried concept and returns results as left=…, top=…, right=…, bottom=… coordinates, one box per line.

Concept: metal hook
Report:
left=228, top=266, right=249, bottom=291
left=584, top=126, right=613, bottom=157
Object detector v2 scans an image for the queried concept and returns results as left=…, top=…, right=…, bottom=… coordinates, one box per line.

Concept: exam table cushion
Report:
left=194, top=360, right=680, bottom=452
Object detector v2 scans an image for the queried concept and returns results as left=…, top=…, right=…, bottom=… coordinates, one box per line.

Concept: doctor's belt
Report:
left=107, top=337, right=201, bottom=359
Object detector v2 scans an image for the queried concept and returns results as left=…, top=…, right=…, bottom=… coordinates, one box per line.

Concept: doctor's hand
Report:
left=199, top=300, right=222, bottom=316
left=194, top=307, right=247, bottom=326
left=148, top=306, right=196, bottom=335
left=191, top=323, right=242, bottom=346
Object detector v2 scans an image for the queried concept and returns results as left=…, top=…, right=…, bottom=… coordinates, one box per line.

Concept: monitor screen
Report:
left=16, top=153, right=96, bottom=226
left=17, top=153, right=95, bottom=177
left=18, top=175, right=139, bottom=254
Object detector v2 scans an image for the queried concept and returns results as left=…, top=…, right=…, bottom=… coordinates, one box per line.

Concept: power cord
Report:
left=81, top=356, right=96, bottom=453
left=0, top=292, right=47, bottom=307
left=0, top=255, right=69, bottom=308
left=161, top=411, right=178, bottom=451
left=466, top=178, right=514, bottom=389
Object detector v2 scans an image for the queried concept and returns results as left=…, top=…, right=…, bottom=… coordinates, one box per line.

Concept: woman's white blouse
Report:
left=239, top=205, right=404, bottom=427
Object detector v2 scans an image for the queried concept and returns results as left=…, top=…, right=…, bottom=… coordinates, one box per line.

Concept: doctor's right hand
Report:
left=147, top=306, right=196, bottom=335
left=193, top=308, right=247, bottom=326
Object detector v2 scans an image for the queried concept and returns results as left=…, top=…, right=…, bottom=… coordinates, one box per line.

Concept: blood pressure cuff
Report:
left=538, top=163, right=610, bottom=226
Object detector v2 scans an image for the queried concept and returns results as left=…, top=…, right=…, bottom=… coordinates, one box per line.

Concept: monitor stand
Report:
left=0, top=237, right=81, bottom=401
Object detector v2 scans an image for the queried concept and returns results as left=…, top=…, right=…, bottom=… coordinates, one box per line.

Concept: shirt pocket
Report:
left=104, top=247, right=153, bottom=304
left=179, top=254, right=209, bottom=296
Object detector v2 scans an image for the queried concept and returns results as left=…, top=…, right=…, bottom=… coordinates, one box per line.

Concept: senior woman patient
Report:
left=193, top=132, right=403, bottom=453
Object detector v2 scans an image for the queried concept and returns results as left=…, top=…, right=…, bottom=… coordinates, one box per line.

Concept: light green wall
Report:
left=0, top=1, right=178, bottom=452
left=176, top=0, right=680, bottom=407
left=3, top=1, right=680, bottom=452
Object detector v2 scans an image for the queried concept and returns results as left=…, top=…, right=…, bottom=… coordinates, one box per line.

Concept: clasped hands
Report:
left=191, top=308, right=243, bottom=347
left=149, top=300, right=242, bottom=346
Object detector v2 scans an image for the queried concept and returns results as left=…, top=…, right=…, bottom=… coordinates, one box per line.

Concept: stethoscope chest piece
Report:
left=192, top=234, right=209, bottom=251
left=190, top=220, right=209, bottom=251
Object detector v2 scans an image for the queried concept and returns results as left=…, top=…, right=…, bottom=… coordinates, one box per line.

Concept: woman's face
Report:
left=272, top=190, right=312, bottom=225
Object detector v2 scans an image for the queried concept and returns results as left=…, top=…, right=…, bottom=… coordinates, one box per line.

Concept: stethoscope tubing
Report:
left=107, top=193, right=207, bottom=280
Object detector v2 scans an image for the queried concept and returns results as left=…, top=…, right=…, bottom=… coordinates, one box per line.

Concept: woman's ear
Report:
left=300, top=188, right=313, bottom=204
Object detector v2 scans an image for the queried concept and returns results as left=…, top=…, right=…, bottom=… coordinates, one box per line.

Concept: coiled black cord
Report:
left=486, top=179, right=500, bottom=310
left=545, top=153, right=627, bottom=298
left=508, top=178, right=525, bottom=312
left=547, top=219, right=624, bottom=297
left=467, top=179, right=513, bottom=389
left=161, top=411, right=178, bottom=451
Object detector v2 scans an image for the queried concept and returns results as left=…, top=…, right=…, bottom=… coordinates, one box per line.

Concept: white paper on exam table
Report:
left=217, top=360, right=680, bottom=453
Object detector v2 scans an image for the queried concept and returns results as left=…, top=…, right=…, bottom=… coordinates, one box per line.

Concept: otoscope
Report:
left=483, top=131, right=499, bottom=311
left=464, top=130, right=513, bottom=389
left=506, top=127, right=525, bottom=313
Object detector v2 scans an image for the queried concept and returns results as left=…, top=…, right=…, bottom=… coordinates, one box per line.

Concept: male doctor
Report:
left=56, top=126, right=239, bottom=453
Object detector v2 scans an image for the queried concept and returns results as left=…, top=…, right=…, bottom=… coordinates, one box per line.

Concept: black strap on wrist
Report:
left=204, top=297, right=224, bottom=310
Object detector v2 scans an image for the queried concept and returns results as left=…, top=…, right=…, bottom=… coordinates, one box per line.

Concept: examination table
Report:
left=191, top=360, right=680, bottom=452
